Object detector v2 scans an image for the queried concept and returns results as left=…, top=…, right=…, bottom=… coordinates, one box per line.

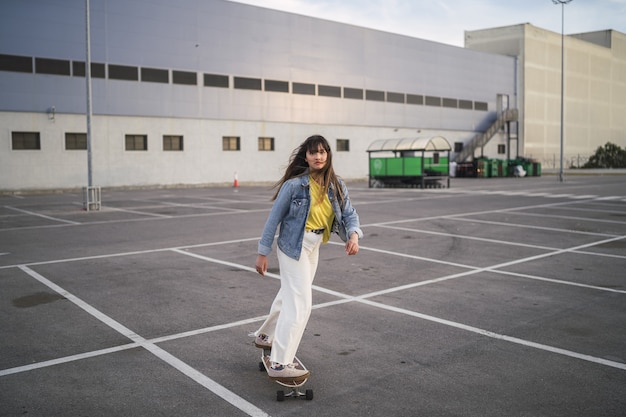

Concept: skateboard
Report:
left=258, top=347, right=314, bottom=401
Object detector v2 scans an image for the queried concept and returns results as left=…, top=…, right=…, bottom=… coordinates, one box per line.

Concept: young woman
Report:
left=253, top=134, right=363, bottom=381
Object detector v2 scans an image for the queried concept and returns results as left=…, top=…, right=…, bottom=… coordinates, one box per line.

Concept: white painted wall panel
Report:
left=0, top=0, right=518, bottom=191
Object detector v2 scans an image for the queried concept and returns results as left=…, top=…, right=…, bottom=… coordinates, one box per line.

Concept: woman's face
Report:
left=305, top=144, right=328, bottom=173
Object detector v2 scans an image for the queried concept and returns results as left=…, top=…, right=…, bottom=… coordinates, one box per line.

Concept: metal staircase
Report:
left=454, top=108, right=518, bottom=163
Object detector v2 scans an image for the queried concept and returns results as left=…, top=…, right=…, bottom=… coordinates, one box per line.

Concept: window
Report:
left=425, top=96, right=441, bottom=106
left=12, top=132, right=41, bottom=150
left=173, top=70, right=197, bottom=85
left=264, top=80, right=289, bottom=93
left=293, top=82, right=315, bottom=95
left=366, top=90, right=385, bottom=102
left=125, top=134, right=148, bottom=151
left=459, top=99, right=473, bottom=110
left=35, top=58, right=70, bottom=76
left=163, top=135, right=183, bottom=151
left=318, top=85, right=341, bottom=97
left=109, top=64, right=138, bottom=81
left=258, top=137, right=274, bottom=151
left=474, top=101, right=488, bottom=111
left=223, top=136, right=240, bottom=151
left=65, top=133, right=87, bottom=150
left=433, top=152, right=440, bottom=164
left=387, top=92, right=405, bottom=103
left=344, top=87, right=363, bottom=100
left=498, top=144, right=506, bottom=154
left=141, top=67, right=169, bottom=83
left=234, top=77, right=262, bottom=90
left=406, top=94, right=423, bottom=105
left=336, top=139, right=350, bottom=152
left=442, top=98, right=458, bottom=108
left=204, top=73, right=229, bottom=88
left=454, top=142, right=464, bottom=153
left=72, top=61, right=105, bottom=78
left=0, top=54, right=33, bottom=73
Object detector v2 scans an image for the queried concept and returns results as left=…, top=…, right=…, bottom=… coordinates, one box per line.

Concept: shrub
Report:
left=582, top=142, right=626, bottom=168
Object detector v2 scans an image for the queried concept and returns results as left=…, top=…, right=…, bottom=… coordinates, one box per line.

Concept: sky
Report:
left=229, top=0, right=626, bottom=47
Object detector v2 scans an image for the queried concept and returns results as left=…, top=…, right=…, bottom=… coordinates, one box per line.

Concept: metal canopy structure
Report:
left=367, top=136, right=452, bottom=153
left=366, top=136, right=452, bottom=188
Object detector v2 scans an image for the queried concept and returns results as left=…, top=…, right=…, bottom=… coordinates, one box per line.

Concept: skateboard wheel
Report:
left=276, top=390, right=285, bottom=402
left=306, top=389, right=314, bottom=401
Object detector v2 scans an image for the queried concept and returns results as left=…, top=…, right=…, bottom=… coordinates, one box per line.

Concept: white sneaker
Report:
left=267, top=363, right=310, bottom=382
left=254, top=333, right=272, bottom=349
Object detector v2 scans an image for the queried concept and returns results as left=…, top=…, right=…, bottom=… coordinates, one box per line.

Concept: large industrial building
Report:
left=466, top=24, right=626, bottom=168
left=0, top=0, right=624, bottom=192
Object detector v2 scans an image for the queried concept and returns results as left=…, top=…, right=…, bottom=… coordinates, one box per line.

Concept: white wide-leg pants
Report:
left=255, top=231, right=322, bottom=365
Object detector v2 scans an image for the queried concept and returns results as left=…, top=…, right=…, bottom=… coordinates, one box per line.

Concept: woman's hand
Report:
left=255, top=254, right=268, bottom=275
left=345, top=233, right=359, bottom=255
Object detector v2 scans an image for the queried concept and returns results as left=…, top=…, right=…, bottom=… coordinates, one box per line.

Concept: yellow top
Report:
left=306, top=176, right=335, bottom=243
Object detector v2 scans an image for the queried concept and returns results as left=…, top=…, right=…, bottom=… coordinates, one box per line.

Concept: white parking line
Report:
left=357, top=298, right=626, bottom=371
left=417, top=189, right=624, bottom=202
left=570, top=195, right=598, bottom=199
left=16, top=265, right=270, bottom=417
left=173, top=241, right=626, bottom=370
left=5, top=206, right=81, bottom=225
left=3, top=228, right=624, bottom=411
left=326, top=235, right=626, bottom=296
left=545, top=194, right=574, bottom=198
left=376, top=224, right=559, bottom=251
left=104, top=206, right=173, bottom=218
left=450, top=216, right=616, bottom=237
left=511, top=210, right=626, bottom=225
left=2, top=184, right=624, bottom=415
left=595, top=196, right=622, bottom=201
left=0, top=343, right=139, bottom=377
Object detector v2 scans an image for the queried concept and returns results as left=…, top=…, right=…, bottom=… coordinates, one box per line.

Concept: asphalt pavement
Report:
left=1, top=175, right=625, bottom=417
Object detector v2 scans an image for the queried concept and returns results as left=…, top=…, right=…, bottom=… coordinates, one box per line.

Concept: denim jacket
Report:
left=258, top=174, right=363, bottom=260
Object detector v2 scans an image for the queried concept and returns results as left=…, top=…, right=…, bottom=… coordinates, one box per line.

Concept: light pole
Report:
left=86, top=0, right=93, bottom=189
left=553, top=0, right=572, bottom=182
left=83, top=0, right=100, bottom=211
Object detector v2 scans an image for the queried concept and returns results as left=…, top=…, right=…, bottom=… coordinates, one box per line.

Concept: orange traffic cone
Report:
left=233, top=171, right=239, bottom=189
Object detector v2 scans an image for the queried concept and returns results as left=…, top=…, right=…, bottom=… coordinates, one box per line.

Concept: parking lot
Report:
left=1, top=174, right=625, bottom=417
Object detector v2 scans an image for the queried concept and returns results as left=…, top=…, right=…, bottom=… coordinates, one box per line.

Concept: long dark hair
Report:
left=272, top=135, right=345, bottom=206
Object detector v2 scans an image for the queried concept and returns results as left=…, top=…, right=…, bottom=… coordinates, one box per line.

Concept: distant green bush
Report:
left=582, top=142, right=626, bottom=168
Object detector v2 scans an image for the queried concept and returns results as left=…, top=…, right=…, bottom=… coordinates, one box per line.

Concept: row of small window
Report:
left=10, top=132, right=352, bottom=152
left=0, top=53, right=488, bottom=110
left=224, top=136, right=350, bottom=151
